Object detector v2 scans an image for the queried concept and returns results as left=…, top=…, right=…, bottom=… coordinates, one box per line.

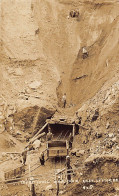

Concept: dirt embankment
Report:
left=0, top=1, right=119, bottom=195
left=68, top=1, right=119, bottom=107
left=65, top=78, right=119, bottom=195
left=0, top=0, right=119, bottom=110
left=62, top=154, right=119, bottom=196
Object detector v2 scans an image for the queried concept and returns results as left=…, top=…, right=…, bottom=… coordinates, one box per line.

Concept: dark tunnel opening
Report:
left=48, top=124, right=73, bottom=140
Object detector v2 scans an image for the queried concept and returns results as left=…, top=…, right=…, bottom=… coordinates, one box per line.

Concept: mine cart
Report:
left=47, top=140, right=68, bottom=158
left=4, top=165, right=25, bottom=181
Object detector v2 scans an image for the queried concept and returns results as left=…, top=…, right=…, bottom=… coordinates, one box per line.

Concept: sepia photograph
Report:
left=0, top=0, right=119, bottom=195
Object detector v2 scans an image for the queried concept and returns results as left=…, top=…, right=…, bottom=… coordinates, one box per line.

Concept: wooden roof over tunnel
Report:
left=46, top=117, right=75, bottom=126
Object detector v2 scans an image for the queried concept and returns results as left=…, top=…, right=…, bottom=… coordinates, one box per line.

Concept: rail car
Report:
left=47, top=140, right=68, bottom=158
left=4, top=165, right=25, bottom=181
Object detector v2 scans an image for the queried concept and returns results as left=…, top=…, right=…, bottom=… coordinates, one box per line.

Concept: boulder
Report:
left=76, top=150, right=85, bottom=157
left=71, top=148, right=85, bottom=157
left=108, top=133, right=114, bottom=138
left=13, top=68, right=23, bottom=76
left=95, top=132, right=102, bottom=138
left=106, top=122, right=110, bottom=129
left=29, top=81, right=41, bottom=89
left=106, top=140, right=115, bottom=149
left=111, top=137, right=116, bottom=142
left=91, top=109, right=99, bottom=122
left=45, top=184, right=53, bottom=191
left=33, top=139, right=41, bottom=149
left=71, top=148, right=77, bottom=156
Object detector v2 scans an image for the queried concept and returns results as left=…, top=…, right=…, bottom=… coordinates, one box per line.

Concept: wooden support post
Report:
left=27, top=123, right=48, bottom=146
left=48, top=123, right=51, bottom=131
left=56, top=176, right=59, bottom=196
left=73, top=124, right=75, bottom=137
left=67, top=167, right=71, bottom=184
left=28, top=152, right=32, bottom=191
left=66, top=156, right=71, bottom=184
left=31, top=183, right=36, bottom=196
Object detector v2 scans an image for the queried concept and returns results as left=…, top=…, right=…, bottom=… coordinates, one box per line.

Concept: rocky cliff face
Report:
left=0, top=0, right=118, bottom=128
left=0, top=1, right=119, bottom=195
left=1, top=0, right=40, bottom=60
left=0, top=0, right=118, bottom=135
left=0, top=0, right=81, bottom=110
left=1, top=0, right=119, bottom=106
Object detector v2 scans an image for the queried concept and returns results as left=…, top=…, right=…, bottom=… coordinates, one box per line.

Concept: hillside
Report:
left=0, top=0, right=119, bottom=195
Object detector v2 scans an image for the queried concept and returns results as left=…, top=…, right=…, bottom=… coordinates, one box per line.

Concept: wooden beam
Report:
left=27, top=132, right=46, bottom=147
left=56, top=168, right=66, bottom=175
left=3, top=152, right=21, bottom=154
left=32, top=132, right=46, bottom=142
left=73, top=124, right=75, bottom=137
left=29, top=122, right=48, bottom=143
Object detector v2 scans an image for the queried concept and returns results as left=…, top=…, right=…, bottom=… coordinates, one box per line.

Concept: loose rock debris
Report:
left=0, top=0, right=119, bottom=196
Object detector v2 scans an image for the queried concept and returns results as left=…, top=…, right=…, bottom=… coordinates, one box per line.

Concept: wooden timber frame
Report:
left=45, top=120, right=78, bottom=159
left=46, top=119, right=77, bottom=138
left=26, top=119, right=78, bottom=149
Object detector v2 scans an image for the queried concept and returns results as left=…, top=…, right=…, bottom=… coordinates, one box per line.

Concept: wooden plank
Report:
left=33, top=122, right=48, bottom=138
left=48, top=121, right=74, bottom=126
left=73, top=124, right=75, bottom=137
left=28, top=122, right=48, bottom=144
left=26, top=132, right=46, bottom=148
left=4, top=152, right=21, bottom=154
left=56, top=168, right=65, bottom=175
left=4, top=165, right=25, bottom=180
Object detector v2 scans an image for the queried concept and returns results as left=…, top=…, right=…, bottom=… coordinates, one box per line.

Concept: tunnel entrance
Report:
left=38, top=119, right=79, bottom=160
left=49, top=124, right=73, bottom=140
left=45, top=119, right=79, bottom=140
